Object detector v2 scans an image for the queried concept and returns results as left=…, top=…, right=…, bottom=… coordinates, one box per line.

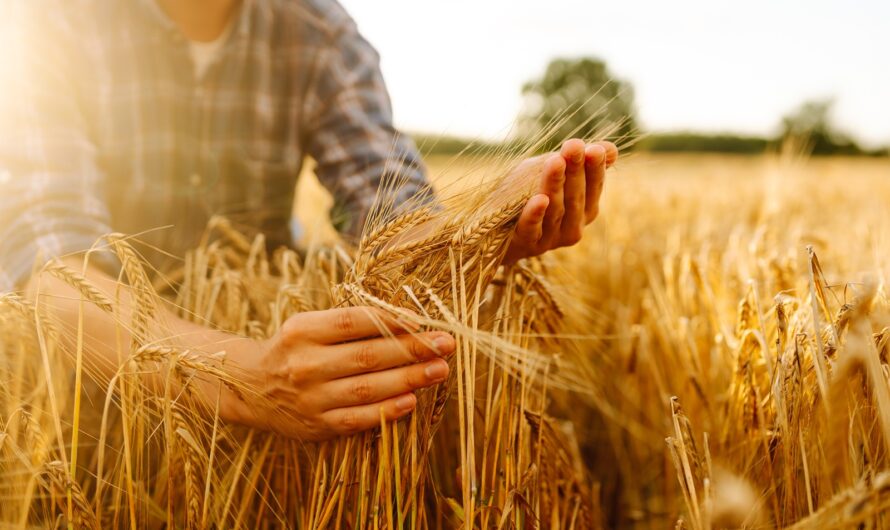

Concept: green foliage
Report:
left=519, top=58, right=637, bottom=152
left=639, top=133, right=770, bottom=154
left=413, top=131, right=888, bottom=158
left=417, top=79, right=889, bottom=157
left=779, top=99, right=865, bottom=155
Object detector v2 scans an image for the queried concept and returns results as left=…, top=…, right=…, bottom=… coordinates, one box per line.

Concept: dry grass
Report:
left=2, top=148, right=890, bottom=528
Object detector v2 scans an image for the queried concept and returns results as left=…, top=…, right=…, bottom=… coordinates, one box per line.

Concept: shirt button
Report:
left=189, top=173, right=202, bottom=187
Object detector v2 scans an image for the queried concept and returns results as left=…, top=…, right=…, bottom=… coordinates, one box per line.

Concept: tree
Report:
left=519, top=58, right=637, bottom=152
left=778, top=99, right=862, bottom=155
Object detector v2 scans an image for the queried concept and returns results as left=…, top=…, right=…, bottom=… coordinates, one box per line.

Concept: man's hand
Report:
left=503, top=139, right=618, bottom=265
left=225, top=307, right=455, bottom=441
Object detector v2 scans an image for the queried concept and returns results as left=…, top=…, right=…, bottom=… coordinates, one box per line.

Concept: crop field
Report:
left=2, top=151, right=890, bottom=528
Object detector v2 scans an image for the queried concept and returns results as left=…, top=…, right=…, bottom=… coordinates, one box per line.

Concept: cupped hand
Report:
left=503, top=139, right=618, bottom=265
left=222, top=307, right=455, bottom=441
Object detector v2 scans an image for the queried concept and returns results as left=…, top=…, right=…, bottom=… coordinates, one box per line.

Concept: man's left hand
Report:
left=503, top=139, right=619, bottom=265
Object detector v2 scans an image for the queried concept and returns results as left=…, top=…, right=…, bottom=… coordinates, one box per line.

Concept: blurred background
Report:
left=339, top=0, right=890, bottom=156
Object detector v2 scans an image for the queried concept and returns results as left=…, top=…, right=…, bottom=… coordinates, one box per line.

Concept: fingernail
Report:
left=433, top=334, right=455, bottom=355
left=568, top=144, right=585, bottom=163
left=396, top=394, right=416, bottom=411
left=587, top=144, right=605, bottom=164
left=425, top=360, right=449, bottom=381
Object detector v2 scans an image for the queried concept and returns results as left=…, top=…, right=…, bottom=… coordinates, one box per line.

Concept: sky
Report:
left=339, top=0, right=890, bottom=148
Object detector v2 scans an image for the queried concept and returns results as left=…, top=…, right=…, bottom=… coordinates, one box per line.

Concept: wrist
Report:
left=193, top=334, right=266, bottom=427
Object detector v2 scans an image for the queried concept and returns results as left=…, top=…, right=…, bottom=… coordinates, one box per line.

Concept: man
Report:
left=0, top=0, right=618, bottom=441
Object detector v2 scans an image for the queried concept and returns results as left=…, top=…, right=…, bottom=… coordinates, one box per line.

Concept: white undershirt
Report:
left=188, top=22, right=234, bottom=79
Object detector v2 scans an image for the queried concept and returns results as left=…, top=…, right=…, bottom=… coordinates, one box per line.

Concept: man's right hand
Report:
left=222, top=307, right=455, bottom=441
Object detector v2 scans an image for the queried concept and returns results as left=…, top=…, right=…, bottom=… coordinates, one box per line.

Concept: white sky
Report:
left=340, top=0, right=890, bottom=148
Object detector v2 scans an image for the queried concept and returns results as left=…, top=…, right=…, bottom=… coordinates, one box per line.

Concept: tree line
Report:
left=416, top=58, right=888, bottom=158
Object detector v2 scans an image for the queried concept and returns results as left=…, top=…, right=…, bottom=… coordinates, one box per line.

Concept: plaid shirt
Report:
left=0, top=0, right=429, bottom=290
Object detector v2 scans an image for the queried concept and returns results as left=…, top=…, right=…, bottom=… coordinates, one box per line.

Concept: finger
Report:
left=319, top=358, right=449, bottom=410
left=538, top=154, right=566, bottom=246
left=513, top=194, right=549, bottom=246
left=584, top=143, right=607, bottom=222
left=559, top=139, right=587, bottom=240
left=323, top=392, right=418, bottom=436
left=595, top=140, right=619, bottom=167
left=286, top=306, right=417, bottom=345
left=319, top=331, right=456, bottom=379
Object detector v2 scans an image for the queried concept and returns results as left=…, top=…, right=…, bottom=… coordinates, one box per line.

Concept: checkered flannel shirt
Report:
left=0, top=0, right=429, bottom=290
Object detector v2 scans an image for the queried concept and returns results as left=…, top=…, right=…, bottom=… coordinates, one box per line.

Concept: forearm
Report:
left=25, top=256, right=255, bottom=417
left=21, top=250, right=459, bottom=441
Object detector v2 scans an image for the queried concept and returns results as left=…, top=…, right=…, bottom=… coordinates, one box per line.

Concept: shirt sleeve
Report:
left=302, top=5, right=434, bottom=241
left=0, top=5, right=113, bottom=291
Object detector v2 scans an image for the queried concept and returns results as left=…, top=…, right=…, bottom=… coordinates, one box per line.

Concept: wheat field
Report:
left=1, top=150, right=889, bottom=528
left=547, top=152, right=890, bottom=528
